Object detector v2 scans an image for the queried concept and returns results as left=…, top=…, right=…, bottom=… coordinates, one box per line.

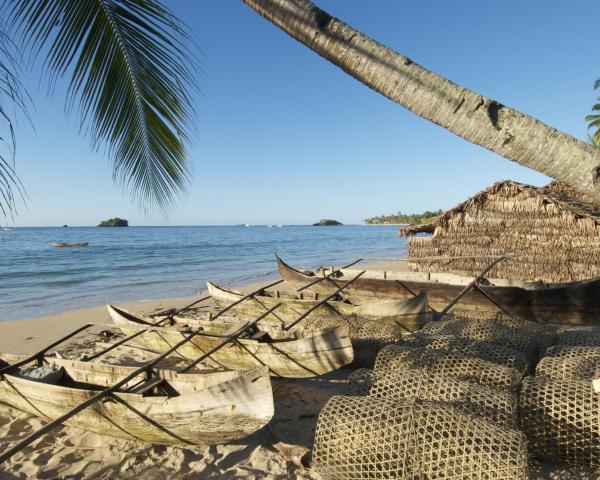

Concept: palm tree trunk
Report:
left=242, top=0, right=600, bottom=204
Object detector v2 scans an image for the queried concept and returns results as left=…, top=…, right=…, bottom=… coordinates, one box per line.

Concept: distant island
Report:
left=98, top=217, right=129, bottom=227
left=313, top=219, right=343, bottom=226
left=363, top=209, right=442, bottom=225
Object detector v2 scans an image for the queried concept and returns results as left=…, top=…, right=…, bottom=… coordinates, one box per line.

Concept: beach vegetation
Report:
left=0, top=0, right=198, bottom=216
left=364, top=209, right=442, bottom=225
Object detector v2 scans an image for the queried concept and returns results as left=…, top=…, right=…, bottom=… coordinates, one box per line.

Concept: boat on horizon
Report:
left=275, top=255, right=600, bottom=325
left=52, top=242, right=89, bottom=248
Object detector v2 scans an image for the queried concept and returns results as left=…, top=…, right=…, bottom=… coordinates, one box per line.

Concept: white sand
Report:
left=0, top=265, right=596, bottom=478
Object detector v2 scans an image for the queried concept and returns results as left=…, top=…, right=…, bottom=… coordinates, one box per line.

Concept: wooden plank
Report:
left=295, top=258, right=363, bottom=292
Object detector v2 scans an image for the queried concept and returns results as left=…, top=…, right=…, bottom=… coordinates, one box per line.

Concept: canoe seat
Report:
left=129, top=377, right=167, bottom=395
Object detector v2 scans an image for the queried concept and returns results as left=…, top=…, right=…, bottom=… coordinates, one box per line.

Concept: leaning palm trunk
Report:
left=242, top=0, right=600, bottom=205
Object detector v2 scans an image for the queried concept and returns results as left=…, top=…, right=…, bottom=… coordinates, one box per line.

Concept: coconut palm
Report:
left=0, top=0, right=197, bottom=216
left=586, top=79, right=600, bottom=146
left=242, top=0, right=600, bottom=204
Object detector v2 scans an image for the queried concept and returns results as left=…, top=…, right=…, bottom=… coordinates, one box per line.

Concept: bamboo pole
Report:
left=295, top=258, right=363, bottom=292
left=154, top=295, right=212, bottom=320
left=0, top=324, right=94, bottom=375
left=177, top=303, right=282, bottom=373
left=283, top=270, right=366, bottom=331
left=434, top=256, right=506, bottom=321
left=210, top=278, right=284, bottom=322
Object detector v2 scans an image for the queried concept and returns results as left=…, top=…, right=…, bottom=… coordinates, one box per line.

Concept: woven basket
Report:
left=312, top=395, right=529, bottom=479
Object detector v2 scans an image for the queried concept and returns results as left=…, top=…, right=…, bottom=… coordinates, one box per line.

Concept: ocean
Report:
left=0, top=225, right=406, bottom=321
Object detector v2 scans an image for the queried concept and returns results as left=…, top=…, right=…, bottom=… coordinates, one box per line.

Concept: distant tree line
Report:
left=363, top=209, right=443, bottom=225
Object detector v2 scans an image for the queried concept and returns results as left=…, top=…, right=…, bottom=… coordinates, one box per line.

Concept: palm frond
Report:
left=588, top=80, right=600, bottom=147
left=0, top=28, right=29, bottom=218
left=6, top=0, right=198, bottom=213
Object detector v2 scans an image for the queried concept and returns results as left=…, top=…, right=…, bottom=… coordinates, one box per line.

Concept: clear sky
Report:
left=6, top=0, right=600, bottom=226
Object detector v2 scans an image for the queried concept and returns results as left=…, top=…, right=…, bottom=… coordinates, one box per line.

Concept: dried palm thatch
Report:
left=374, top=345, right=524, bottom=391
left=346, top=367, right=518, bottom=426
left=312, top=395, right=529, bottom=479
left=536, top=346, right=600, bottom=381
left=400, top=180, right=600, bottom=283
left=520, top=377, right=600, bottom=468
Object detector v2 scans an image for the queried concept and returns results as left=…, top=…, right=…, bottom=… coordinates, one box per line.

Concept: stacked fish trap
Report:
left=519, top=326, right=600, bottom=469
left=520, top=377, right=600, bottom=469
left=374, top=345, right=524, bottom=391
left=303, top=315, right=404, bottom=367
left=347, top=367, right=518, bottom=427
left=312, top=395, right=529, bottom=479
left=535, top=345, right=600, bottom=381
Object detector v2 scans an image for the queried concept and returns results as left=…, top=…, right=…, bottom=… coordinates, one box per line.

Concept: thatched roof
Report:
left=399, top=180, right=600, bottom=237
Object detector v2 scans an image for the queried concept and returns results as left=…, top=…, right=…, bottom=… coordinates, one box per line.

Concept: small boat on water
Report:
left=276, top=256, right=600, bottom=325
left=108, top=305, right=354, bottom=378
left=206, top=281, right=431, bottom=333
left=0, top=354, right=273, bottom=446
left=52, top=242, right=88, bottom=248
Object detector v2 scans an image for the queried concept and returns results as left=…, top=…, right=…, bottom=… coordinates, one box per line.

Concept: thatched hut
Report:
left=399, top=180, right=600, bottom=283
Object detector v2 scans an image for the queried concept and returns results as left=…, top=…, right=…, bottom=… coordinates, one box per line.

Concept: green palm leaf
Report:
left=5, top=0, right=198, bottom=213
left=0, top=28, right=29, bottom=217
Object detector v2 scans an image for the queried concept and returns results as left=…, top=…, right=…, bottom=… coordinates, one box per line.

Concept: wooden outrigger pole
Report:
left=295, top=258, right=363, bottom=292
left=0, top=324, right=94, bottom=375
left=433, top=256, right=506, bottom=321
left=283, top=270, right=366, bottom=331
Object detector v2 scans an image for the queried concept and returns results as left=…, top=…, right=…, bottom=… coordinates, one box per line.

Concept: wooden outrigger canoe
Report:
left=276, top=256, right=600, bottom=325
left=108, top=305, right=354, bottom=378
left=0, top=354, right=273, bottom=446
left=206, top=281, right=432, bottom=333
left=52, top=242, right=88, bottom=248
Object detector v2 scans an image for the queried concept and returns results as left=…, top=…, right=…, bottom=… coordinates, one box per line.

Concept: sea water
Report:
left=0, top=225, right=406, bottom=321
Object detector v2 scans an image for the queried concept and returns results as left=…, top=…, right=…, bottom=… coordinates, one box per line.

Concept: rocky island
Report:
left=313, top=219, right=343, bottom=226
left=98, top=217, right=129, bottom=227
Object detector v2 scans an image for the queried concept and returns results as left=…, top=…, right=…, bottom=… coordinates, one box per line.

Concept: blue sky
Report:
left=6, top=0, right=600, bottom=226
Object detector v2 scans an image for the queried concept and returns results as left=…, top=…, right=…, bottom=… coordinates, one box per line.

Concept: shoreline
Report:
left=0, top=259, right=409, bottom=354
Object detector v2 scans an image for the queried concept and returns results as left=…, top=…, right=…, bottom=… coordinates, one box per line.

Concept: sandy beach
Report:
left=0, top=262, right=597, bottom=479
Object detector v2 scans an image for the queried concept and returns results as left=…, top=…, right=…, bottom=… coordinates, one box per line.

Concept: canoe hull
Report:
left=206, top=281, right=431, bottom=333
left=108, top=307, right=354, bottom=378
left=0, top=356, right=273, bottom=446
left=276, top=257, right=600, bottom=325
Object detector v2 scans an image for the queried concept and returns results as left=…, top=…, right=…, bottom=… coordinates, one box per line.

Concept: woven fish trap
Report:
left=557, top=328, right=600, bottom=347
left=356, top=367, right=517, bottom=426
left=312, top=395, right=529, bottom=480
left=420, top=316, right=537, bottom=357
left=535, top=346, right=600, bottom=381
left=520, top=377, right=600, bottom=468
left=403, top=333, right=529, bottom=372
left=375, top=345, right=523, bottom=391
